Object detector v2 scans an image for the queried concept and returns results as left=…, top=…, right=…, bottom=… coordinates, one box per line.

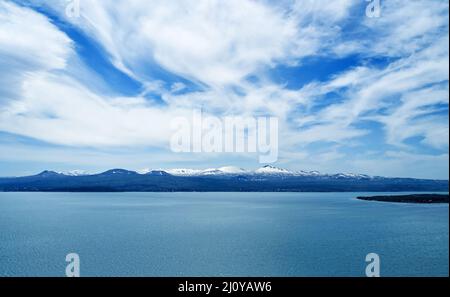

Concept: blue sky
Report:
left=0, top=0, right=448, bottom=179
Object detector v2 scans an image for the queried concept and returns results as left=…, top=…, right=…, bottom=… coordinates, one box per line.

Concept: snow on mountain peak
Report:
left=39, top=166, right=373, bottom=179
left=255, top=165, right=293, bottom=175
left=218, top=166, right=247, bottom=174
left=162, top=166, right=323, bottom=176
left=91, top=166, right=373, bottom=179
left=137, top=168, right=151, bottom=174
left=165, top=168, right=203, bottom=176
left=165, top=167, right=248, bottom=176
left=59, top=170, right=89, bottom=176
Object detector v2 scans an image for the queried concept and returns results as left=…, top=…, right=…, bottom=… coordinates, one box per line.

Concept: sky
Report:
left=0, top=0, right=448, bottom=179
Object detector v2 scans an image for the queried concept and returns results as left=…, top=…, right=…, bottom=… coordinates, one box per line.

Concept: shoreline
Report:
left=357, top=194, right=449, bottom=204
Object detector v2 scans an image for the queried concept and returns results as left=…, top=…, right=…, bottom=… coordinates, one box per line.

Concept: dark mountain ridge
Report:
left=0, top=168, right=448, bottom=192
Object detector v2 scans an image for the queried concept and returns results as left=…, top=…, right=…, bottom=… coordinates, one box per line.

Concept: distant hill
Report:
left=357, top=194, right=449, bottom=204
left=0, top=166, right=448, bottom=192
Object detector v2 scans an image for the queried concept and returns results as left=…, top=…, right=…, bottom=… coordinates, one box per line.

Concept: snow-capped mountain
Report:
left=254, top=165, right=294, bottom=175
left=332, top=173, right=372, bottom=179
left=157, top=165, right=373, bottom=179
left=58, top=170, right=89, bottom=176
left=210, top=166, right=248, bottom=174
left=1, top=167, right=447, bottom=192
left=165, top=168, right=204, bottom=176
left=165, top=166, right=248, bottom=176
left=52, top=165, right=373, bottom=179
left=174, top=165, right=290, bottom=176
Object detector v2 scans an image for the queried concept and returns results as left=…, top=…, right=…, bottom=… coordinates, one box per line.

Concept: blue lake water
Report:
left=0, top=192, right=448, bottom=277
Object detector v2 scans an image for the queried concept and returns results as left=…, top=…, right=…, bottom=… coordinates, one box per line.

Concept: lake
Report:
left=0, top=192, right=448, bottom=277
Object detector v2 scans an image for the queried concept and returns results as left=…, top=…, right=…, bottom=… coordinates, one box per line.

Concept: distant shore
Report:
left=357, top=194, right=449, bottom=204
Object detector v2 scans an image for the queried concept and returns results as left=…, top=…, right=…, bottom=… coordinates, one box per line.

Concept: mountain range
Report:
left=0, top=166, right=448, bottom=192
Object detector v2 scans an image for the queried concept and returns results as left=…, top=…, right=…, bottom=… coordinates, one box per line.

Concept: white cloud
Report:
left=34, top=0, right=361, bottom=88
left=0, top=0, right=448, bottom=178
left=294, top=34, right=449, bottom=150
left=45, top=0, right=298, bottom=86
left=376, top=85, right=449, bottom=149
left=0, top=1, right=73, bottom=104
left=0, top=71, right=195, bottom=147
left=362, top=0, right=449, bottom=57
left=0, top=1, right=72, bottom=70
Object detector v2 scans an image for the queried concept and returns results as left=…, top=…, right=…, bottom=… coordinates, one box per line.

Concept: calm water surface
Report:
left=0, top=192, right=448, bottom=276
